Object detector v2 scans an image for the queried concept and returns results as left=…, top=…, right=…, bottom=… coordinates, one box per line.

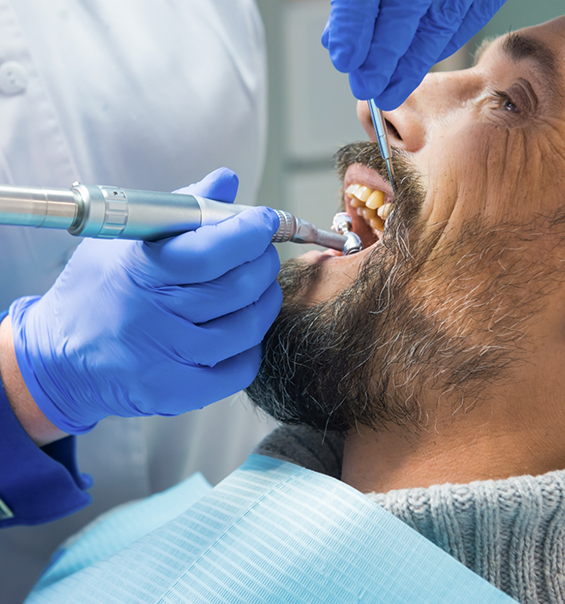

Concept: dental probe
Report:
left=368, top=99, right=396, bottom=196
left=0, top=182, right=363, bottom=255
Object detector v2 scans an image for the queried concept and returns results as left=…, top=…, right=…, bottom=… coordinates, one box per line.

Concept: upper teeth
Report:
left=345, top=183, right=394, bottom=232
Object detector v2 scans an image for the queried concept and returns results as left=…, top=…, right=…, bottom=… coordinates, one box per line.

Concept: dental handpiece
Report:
left=0, top=182, right=362, bottom=255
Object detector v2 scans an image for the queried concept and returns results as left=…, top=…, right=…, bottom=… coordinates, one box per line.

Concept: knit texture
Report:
left=256, top=426, right=565, bottom=604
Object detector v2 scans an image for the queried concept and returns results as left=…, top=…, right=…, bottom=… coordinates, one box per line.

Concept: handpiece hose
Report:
left=0, top=183, right=361, bottom=255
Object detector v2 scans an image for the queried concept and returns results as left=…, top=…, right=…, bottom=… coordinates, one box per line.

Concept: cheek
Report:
left=420, top=124, right=532, bottom=238
left=481, top=129, right=533, bottom=225
left=417, top=133, right=485, bottom=235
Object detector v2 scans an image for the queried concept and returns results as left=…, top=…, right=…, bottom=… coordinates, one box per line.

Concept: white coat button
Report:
left=0, top=61, right=27, bottom=95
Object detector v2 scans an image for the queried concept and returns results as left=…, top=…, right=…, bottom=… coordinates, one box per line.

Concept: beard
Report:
left=246, top=142, right=565, bottom=434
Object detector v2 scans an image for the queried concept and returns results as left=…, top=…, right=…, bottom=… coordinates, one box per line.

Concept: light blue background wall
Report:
left=474, top=0, right=563, bottom=46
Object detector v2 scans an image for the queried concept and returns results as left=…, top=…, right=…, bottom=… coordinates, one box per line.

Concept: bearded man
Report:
left=247, top=14, right=565, bottom=602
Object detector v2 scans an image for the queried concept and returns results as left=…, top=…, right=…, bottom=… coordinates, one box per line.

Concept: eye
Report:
left=493, top=90, right=519, bottom=113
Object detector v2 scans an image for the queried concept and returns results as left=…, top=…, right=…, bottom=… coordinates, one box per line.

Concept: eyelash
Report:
left=493, top=90, right=519, bottom=113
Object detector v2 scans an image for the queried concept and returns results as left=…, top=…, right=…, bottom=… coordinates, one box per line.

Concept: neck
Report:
left=342, top=300, right=565, bottom=494
left=341, top=383, right=565, bottom=494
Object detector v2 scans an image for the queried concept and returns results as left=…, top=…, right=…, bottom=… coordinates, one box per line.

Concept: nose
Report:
left=357, top=70, right=482, bottom=154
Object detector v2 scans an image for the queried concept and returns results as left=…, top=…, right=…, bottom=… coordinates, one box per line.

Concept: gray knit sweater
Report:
left=255, top=425, right=565, bottom=604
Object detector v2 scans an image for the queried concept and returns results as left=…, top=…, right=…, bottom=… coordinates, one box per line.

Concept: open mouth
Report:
left=343, top=163, right=395, bottom=250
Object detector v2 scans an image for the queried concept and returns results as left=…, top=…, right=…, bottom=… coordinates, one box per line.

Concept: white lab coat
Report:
left=0, top=1, right=277, bottom=601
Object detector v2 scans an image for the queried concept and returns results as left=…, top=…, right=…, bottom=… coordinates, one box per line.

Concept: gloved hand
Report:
left=9, top=168, right=282, bottom=434
left=322, top=0, right=507, bottom=109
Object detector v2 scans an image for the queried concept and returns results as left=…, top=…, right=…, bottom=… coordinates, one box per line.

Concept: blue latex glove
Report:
left=9, top=168, right=282, bottom=434
left=322, top=0, right=507, bottom=109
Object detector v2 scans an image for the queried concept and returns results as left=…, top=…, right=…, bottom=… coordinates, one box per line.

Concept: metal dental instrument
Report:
left=0, top=182, right=363, bottom=255
left=331, top=212, right=362, bottom=255
left=368, top=99, right=396, bottom=196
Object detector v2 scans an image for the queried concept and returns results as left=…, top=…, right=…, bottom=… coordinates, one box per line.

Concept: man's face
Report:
left=247, top=17, right=565, bottom=434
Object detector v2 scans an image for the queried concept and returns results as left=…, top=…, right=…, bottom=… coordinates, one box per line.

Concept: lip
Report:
left=301, top=248, right=342, bottom=264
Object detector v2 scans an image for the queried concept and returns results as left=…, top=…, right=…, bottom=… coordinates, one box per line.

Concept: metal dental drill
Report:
left=0, top=183, right=363, bottom=255
left=331, top=212, right=362, bottom=255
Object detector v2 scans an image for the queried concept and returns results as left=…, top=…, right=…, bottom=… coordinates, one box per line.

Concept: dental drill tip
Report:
left=331, top=212, right=352, bottom=234
left=331, top=211, right=362, bottom=255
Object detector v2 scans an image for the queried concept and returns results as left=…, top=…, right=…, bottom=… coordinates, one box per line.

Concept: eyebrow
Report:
left=476, top=32, right=563, bottom=99
left=501, top=32, right=558, bottom=82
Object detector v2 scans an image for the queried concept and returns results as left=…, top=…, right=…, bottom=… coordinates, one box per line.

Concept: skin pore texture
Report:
left=247, top=16, right=565, bottom=494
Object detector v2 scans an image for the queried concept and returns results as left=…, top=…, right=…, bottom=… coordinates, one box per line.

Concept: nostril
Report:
left=386, top=119, right=402, bottom=142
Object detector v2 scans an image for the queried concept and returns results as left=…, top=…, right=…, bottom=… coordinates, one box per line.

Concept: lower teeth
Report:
left=370, top=217, right=385, bottom=230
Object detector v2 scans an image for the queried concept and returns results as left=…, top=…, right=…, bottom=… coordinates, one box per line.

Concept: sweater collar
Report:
left=367, top=470, right=565, bottom=603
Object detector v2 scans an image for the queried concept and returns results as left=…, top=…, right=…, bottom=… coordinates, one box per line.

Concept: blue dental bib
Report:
left=27, top=455, right=517, bottom=603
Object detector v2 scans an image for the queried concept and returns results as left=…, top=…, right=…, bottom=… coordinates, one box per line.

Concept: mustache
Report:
left=334, top=141, right=415, bottom=193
